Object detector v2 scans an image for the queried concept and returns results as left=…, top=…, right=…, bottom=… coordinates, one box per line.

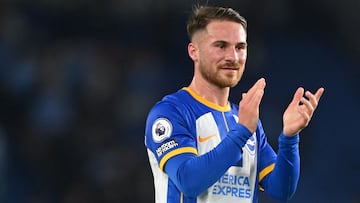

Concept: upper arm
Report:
left=145, top=102, right=198, bottom=171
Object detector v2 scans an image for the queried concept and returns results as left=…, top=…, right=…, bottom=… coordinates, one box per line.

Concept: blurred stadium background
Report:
left=0, top=0, right=359, bottom=202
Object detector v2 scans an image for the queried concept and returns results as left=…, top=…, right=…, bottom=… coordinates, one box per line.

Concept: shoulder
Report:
left=146, top=89, right=193, bottom=127
left=145, top=89, right=197, bottom=152
left=150, top=89, right=190, bottom=115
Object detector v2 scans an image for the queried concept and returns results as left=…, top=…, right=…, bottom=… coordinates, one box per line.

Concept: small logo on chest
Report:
left=245, top=134, right=256, bottom=155
left=198, top=134, right=217, bottom=142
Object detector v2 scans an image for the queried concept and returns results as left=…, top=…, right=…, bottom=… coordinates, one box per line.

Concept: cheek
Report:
left=239, top=50, right=247, bottom=63
left=200, top=47, right=224, bottom=65
left=200, top=50, right=216, bottom=63
left=207, top=50, right=224, bottom=62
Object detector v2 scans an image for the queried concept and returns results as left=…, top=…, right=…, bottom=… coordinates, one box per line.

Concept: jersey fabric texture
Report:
left=145, top=87, right=298, bottom=203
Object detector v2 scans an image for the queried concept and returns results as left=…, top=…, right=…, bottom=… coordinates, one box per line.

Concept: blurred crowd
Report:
left=0, top=1, right=359, bottom=203
left=0, top=2, right=168, bottom=202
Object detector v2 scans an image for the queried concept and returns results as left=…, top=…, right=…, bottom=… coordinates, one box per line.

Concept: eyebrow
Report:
left=212, top=40, right=247, bottom=46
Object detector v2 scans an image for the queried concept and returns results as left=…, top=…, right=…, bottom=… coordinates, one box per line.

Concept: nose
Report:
left=225, top=47, right=239, bottom=63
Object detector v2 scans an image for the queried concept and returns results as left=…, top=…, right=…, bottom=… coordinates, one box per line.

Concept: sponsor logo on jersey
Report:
left=156, top=139, right=178, bottom=157
left=245, top=133, right=256, bottom=155
left=212, top=173, right=252, bottom=199
left=152, top=118, right=172, bottom=143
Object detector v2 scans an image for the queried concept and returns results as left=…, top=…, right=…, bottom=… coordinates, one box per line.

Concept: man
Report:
left=145, top=6, right=324, bottom=203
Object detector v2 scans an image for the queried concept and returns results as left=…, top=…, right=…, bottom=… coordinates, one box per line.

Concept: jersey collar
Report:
left=182, top=87, right=231, bottom=112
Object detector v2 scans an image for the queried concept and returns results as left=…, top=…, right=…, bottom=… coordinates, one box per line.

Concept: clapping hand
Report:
left=282, top=87, right=324, bottom=136
left=238, top=78, right=266, bottom=133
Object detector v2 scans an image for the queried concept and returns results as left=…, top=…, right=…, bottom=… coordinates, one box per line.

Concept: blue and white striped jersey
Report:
left=145, top=87, right=277, bottom=203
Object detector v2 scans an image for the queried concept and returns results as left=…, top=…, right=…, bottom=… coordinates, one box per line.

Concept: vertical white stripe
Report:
left=148, top=149, right=168, bottom=203
left=196, top=112, right=221, bottom=155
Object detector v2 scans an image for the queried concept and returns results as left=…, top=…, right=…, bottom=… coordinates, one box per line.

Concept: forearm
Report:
left=263, top=133, right=300, bottom=201
left=165, top=124, right=252, bottom=197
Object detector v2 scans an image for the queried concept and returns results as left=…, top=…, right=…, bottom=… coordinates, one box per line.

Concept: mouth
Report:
left=220, top=66, right=239, bottom=71
left=220, top=62, right=240, bottom=70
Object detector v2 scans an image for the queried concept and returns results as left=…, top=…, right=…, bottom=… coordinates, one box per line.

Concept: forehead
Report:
left=199, top=20, right=246, bottom=43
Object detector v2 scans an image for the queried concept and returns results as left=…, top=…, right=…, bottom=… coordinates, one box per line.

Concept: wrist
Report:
left=227, top=124, right=253, bottom=149
left=279, top=132, right=299, bottom=145
left=282, top=128, right=299, bottom=137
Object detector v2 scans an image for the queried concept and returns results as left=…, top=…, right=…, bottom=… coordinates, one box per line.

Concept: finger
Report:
left=254, top=88, right=265, bottom=107
left=304, top=91, right=319, bottom=109
left=314, top=87, right=325, bottom=101
left=304, top=87, right=324, bottom=109
left=246, top=78, right=266, bottom=100
left=300, top=97, right=314, bottom=117
left=290, top=87, right=304, bottom=106
left=248, top=78, right=266, bottom=93
left=256, top=78, right=266, bottom=90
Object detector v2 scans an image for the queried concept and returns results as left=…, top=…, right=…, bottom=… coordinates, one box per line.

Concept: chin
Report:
left=210, top=75, right=241, bottom=88
left=227, top=78, right=241, bottom=88
left=217, top=80, right=239, bottom=88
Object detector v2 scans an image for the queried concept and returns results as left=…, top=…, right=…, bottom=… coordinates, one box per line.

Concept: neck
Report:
left=188, top=77, right=230, bottom=107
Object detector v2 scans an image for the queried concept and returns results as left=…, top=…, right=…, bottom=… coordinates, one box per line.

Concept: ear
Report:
left=188, top=42, right=198, bottom=62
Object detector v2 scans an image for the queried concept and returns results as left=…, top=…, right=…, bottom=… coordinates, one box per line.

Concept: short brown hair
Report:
left=186, top=6, right=247, bottom=40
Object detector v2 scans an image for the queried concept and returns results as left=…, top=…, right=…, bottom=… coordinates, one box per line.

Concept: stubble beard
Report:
left=199, top=63, right=244, bottom=88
